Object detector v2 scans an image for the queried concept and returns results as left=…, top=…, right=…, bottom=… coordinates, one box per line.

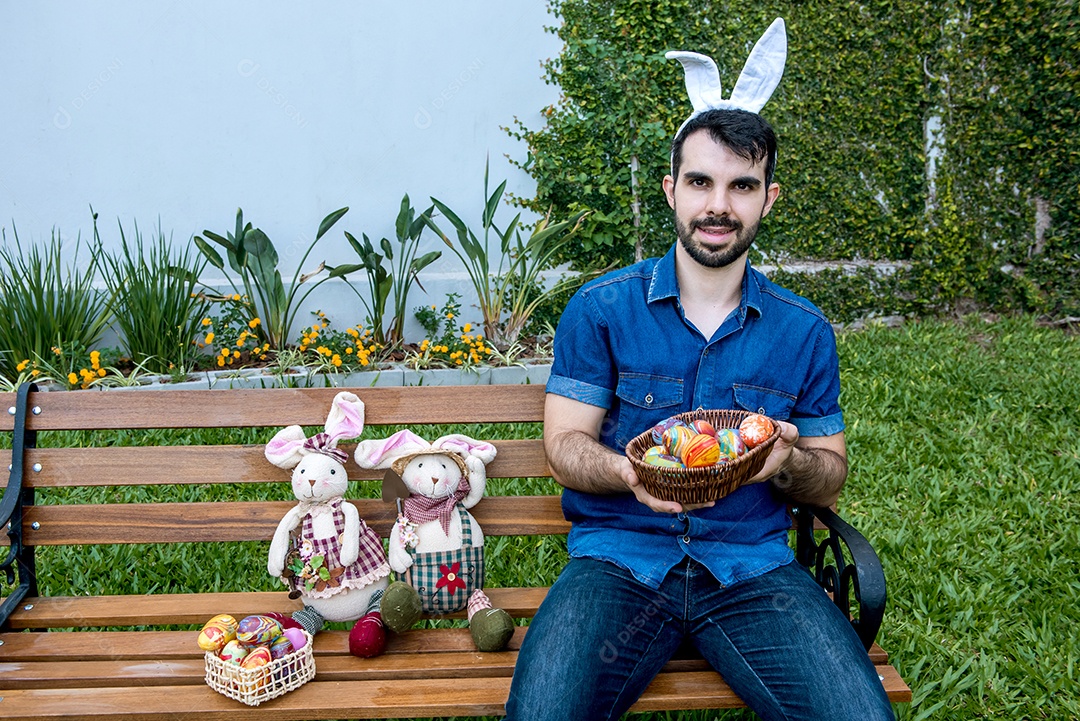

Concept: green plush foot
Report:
left=469, top=607, right=514, bottom=652
left=380, top=581, right=422, bottom=633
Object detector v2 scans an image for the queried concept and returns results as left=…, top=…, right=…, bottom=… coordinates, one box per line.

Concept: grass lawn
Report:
left=13, top=314, right=1080, bottom=720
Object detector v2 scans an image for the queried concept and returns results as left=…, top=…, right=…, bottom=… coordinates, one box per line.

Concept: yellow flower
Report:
left=232, top=294, right=241, bottom=301
left=420, top=339, right=430, bottom=351
left=221, top=348, right=230, bottom=357
left=67, top=372, right=78, bottom=385
left=201, top=318, right=212, bottom=327
left=249, top=318, right=261, bottom=329
left=97, top=368, right=106, bottom=377
left=205, top=332, right=215, bottom=344
left=446, top=313, right=455, bottom=320
left=16, top=359, right=29, bottom=372
left=30, top=369, right=39, bottom=377
left=263, top=343, right=270, bottom=351
left=53, top=347, right=62, bottom=356
left=217, top=357, right=225, bottom=367
left=332, top=356, right=342, bottom=367
left=346, top=347, right=354, bottom=355
left=232, top=350, right=240, bottom=359
left=455, top=358, right=463, bottom=365
left=360, top=357, right=369, bottom=367
left=346, top=328, right=359, bottom=338
left=463, top=323, right=472, bottom=333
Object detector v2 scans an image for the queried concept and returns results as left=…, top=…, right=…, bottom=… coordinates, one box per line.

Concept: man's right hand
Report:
left=621, top=455, right=714, bottom=514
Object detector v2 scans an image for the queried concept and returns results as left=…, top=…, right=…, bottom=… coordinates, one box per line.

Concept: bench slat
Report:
left=5, top=588, right=551, bottom=628
left=0, top=667, right=911, bottom=720
left=22, top=385, right=546, bottom=431
left=0, top=627, right=891, bottom=665
left=17, top=496, right=569, bottom=546
left=20, top=440, right=550, bottom=488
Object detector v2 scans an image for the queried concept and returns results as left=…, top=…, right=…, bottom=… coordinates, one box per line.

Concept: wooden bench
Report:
left=1, top=381, right=910, bottom=718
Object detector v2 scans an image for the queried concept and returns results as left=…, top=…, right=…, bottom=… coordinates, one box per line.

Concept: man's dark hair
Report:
left=669, top=108, right=778, bottom=186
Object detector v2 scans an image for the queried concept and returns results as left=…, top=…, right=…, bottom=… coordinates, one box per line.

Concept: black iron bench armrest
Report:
left=1, top=383, right=39, bottom=630
left=793, top=504, right=886, bottom=651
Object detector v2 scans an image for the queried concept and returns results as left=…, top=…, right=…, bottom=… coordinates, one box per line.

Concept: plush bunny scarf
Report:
left=403, top=476, right=471, bottom=535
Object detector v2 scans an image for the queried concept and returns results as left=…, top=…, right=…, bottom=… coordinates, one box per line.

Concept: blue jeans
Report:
left=505, top=557, right=894, bottom=721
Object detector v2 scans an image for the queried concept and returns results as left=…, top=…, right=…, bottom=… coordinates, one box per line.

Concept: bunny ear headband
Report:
left=666, top=17, right=787, bottom=143
left=265, top=391, right=366, bottom=469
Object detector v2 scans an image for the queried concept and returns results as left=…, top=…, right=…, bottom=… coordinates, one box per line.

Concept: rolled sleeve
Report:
left=790, top=321, right=845, bottom=437
left=545, top=374, right=615, bottom=408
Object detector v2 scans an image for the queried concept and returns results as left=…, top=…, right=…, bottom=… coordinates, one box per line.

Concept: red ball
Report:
left=349, top=612, right=387, bottom=658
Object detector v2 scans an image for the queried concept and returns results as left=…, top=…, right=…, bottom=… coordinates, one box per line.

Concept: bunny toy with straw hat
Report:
left=265, top=391, right=391, bottom=658
left=355, top=430, right=515, bottom=652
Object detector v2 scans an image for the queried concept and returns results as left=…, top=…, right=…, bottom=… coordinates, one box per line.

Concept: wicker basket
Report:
left=204, top=630, right=315, bottom=706
left=626, top=409, right=781, bottom=504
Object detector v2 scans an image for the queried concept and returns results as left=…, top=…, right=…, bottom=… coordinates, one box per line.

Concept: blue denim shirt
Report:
left=546, top=244, right=844, bottom=589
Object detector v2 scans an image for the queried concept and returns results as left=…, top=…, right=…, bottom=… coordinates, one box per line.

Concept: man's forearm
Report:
left=545, top=429, right=629, bottom=494
left=771, top=446, right=847, bottom=507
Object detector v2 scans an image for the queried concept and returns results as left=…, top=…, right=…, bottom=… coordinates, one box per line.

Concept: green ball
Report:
left=380, top=581, right=422, bottom=633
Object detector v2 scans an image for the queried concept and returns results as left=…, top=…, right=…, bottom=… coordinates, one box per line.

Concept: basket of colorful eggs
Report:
left=200, top=613, right=315, bottom=706
left=625, top=409, right=781, bottom=504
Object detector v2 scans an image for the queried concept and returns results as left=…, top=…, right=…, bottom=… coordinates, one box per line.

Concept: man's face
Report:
left=663, top=130, right=780, bottom=269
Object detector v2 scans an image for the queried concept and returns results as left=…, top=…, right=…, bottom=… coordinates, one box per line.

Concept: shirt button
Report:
left=757, top=407, right=766, bottom=414
left=682, top=535, right=691, bottom=544
left=645, top=393, right=654, bottom=404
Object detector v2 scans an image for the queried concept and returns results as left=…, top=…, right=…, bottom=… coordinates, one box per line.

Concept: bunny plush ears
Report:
left=265, top=391, right=366, bottom=469
left=666, top=17, right=787, bottom=140
left=355, top=430, right=497, bottom=476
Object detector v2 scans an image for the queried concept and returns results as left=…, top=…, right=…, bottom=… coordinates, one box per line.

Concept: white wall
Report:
left=0, top=1, right=563, bottom=341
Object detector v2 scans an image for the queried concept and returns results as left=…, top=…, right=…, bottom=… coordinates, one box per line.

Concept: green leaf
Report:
left=316, top=207, right=349, bottom=241
left=483, top=179, right=508, bottom=228
left=194, top=236, right=225, bottom=270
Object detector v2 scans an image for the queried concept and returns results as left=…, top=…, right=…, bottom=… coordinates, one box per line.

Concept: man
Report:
left=504, top=20, right=895, bottom=721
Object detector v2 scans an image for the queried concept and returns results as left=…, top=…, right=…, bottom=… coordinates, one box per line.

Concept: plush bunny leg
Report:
left=291, top=605, right=325, bottom=636
left=467, top=590, right=514, bottom=652
left=348, top=588, right=387, bottom=658
left=380, top=580, right=423, bottom=633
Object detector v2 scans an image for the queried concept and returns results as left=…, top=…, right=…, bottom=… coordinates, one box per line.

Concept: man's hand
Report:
left=747, top=420, right=800, bottom=483
left=621, top=455, right=715, bottom=514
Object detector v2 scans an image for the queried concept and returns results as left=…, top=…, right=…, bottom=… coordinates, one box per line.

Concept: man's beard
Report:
left=675, top=214, right=760, bottom=269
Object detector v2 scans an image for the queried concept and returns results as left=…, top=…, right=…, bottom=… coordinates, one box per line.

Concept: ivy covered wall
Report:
left=509, top=0, right=1078, bottom=322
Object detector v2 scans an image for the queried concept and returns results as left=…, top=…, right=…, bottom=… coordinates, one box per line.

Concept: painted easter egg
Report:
left=642, top=445, right=684, bottom=469
left=649, top=417, right=690, bottom=445
left=739, top=414, right=775, bottom=448
left=197, top=614, right=238, bottom=652
left=219, top=639, right=249, bottom=665
left=283, top=627, right=307, bottom=652
left=268, top=634, right=295, bottom=660
left=662, top=425, right=695, bottom=458
left=681, top=433, right=721, bottom=468
left=236, top=615, right=284, bottom=647
left=689, top=419, right=717, bottom=437
left=715, top=429, right=747, bottom=460
left=240, top=646, right=272, bottom=669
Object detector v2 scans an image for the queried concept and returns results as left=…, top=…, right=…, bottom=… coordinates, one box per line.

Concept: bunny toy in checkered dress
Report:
left=265, top=391, right=391, bottom=658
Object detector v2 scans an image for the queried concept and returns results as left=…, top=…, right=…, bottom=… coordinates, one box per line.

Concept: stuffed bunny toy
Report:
left=354, top=430, right=514, bottom=652
left=265, top=391, right=391, bottom=657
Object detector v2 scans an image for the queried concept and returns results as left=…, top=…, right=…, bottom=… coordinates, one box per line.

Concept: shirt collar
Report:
left=647, top=243, right=764, bottom=318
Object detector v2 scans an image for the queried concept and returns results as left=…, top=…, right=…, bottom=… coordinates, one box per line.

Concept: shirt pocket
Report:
left=614, top=373, right=684, bottom=449
left=732, top=383, right=796, bottom=421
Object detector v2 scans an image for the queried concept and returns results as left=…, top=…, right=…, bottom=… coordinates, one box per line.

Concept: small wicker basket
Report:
left=204, top=630, right=315, bottom=706
left=626, top=409, right=781, bottom=504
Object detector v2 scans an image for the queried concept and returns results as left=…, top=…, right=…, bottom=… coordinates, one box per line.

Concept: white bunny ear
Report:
left=728, top=17, right=787, bottom=114
left=667, top=17, right=787, bottom=122
left=265, top=425, right=309, bottom=469
left=433, top=434, right=497, bottom=465
left=324, top=391, right=365, bottom=444
left=354, top=429, right=431, bottom=470
left=665, top=51, right=725, bottom=114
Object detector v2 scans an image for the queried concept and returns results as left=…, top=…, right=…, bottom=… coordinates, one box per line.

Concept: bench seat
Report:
left=1, top=383, right=910, bottom=719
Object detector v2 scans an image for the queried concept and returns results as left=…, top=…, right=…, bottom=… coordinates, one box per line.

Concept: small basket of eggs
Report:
left=200, top=613, right=316, bottom=706
left=625, top=409, right=781, bottom=504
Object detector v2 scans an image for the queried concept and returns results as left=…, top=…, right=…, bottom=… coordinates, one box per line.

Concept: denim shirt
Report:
left=546, top=244, right=844, bottom=590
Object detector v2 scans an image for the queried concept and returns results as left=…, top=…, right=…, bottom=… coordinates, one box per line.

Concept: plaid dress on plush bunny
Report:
left=404, top=505, right=485, bottom=615
left=289, top=499, right=390, bottom=600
